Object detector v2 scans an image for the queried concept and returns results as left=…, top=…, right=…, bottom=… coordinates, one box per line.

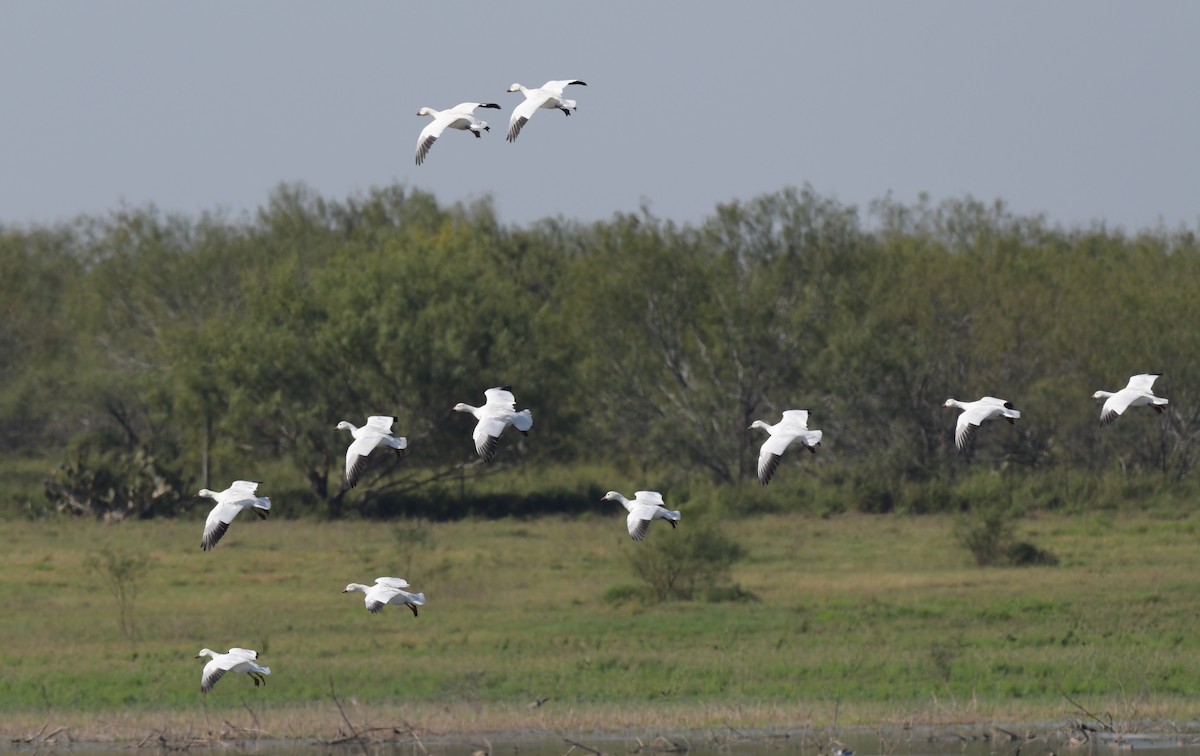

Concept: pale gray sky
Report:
left=2, top=2, right=1197, bottom=231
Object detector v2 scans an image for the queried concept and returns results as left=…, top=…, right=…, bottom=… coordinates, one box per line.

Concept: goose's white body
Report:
left=415, top=102, right=501, bottom=165
left=601, top=490, right=681, bottom=542
left=453, top=386, right=533, bottom=462
left=195, top=647, right=270, bottom=693
left=343, top=577, right=426, bottom=617
left=505, top=79, right=586, bottom=142
left=749, top=410, right=823, bottom=485
left=198, top=480, right=271, bottom=551
left=335, top=415, right=408, bottom=489
left=1092, top=373, right=1169, bottom=427
left=944, top=396, right=1021, bottom=452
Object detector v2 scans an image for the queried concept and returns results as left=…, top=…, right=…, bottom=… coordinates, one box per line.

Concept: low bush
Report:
left=954, top=503, right=1058, bottom=567
left=623, top=518, right=747, bottom=602
left=44, top=441, right=186, bottom=521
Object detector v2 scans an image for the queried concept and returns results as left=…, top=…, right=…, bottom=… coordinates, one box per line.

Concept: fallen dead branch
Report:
left=134, top=726, right=230, bottom=751
left=10, top=723, right=70, bottom=747
left=562, top=736, right=609, bottom=756
left=321, top=722, right=429, bottom=751
left=630, top=735, right=690, bottom=753
left=324, top=725, right=403, bottom=746
left=1059, top=689, right=1116, bottom=733
left=221, top=720, right=271, bottom=740
left=328, top=675, right=369, bottom=756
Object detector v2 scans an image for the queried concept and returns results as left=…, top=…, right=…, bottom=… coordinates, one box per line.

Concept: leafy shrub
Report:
left=392, top=519, right=436, bottom=575
left=622, top=519, right=747, bottom=603
left=602, top=583, right=650, bottom=606
left=851, top=474, right=898, bottom=514
left=361, top=487, right=601, bottom=520
left=1006, top=540, right=1060, bottom=567
left=85, top=546, right=151, bottom=649
left=44, top=444, right=186, bottom=520
left=929, top=636, right=964, bottom=682
left=955, top=505, right=1015, bottom=566
left=954, top=504, right=1058, bottom=567
left=705, top=583, right=760, bottom=603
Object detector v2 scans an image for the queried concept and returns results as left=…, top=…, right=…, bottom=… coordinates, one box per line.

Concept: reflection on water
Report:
left=20, top=726, right=1200, bottom=756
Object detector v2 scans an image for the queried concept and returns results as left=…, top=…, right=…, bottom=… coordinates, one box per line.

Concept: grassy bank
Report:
left=2, top=509, right=1199, bottom=741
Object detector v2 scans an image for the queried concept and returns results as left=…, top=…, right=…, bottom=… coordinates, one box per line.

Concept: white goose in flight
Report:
left=601, top=490, right=681, bottom=542
left=415, top=102, right=501, bottom=165
left=343, top=577, right=426, bottom=617
left=505, top=80, right=586, bottom=142
left=453, top=386, right=533, bottom=463
left=198, top=480, right=271, bottom=551
left=748, top=410, right=823, bottom=485
left=196, top=647, right=270, bottom=693
left=943, top=396, right=1021, bottom=452
left=1092, top=373, right=1169, bottom=427
left=335, top=415, right=407, bottom=489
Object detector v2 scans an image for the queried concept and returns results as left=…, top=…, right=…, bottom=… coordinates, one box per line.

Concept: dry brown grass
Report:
left=3, top=693, right=1197, bottom=746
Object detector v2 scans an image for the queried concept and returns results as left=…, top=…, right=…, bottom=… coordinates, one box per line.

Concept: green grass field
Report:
left=3, top=507, right=1199, bottom=741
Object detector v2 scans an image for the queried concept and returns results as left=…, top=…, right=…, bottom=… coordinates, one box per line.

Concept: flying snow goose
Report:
left=335, top=415, right=408, bottom=489
left=195, top=647, right=270, bottom=693
left=453, top=386, right=533, bottom=462
left=505, top=80, right=587, bottom=142
left=1092, top=373, right=1169, bottom=427
left=943, top=396, right=1021, bottom=452
left=748, top=409, right=824, bottom=485
left=343, top=577, right=426, bottom=617
left=601, top=490, right=681, bottom=542
left=415, top=102, right=501, bottom=165
left=198, top=480, right=271, bottom=551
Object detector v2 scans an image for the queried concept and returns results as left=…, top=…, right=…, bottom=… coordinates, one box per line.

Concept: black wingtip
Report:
left=479, top=435, right=499, bottom=464
left=479, top=103, right=501, bottom=109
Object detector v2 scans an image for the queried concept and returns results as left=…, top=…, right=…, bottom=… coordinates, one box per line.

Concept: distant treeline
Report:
left=2, top=184, right=1198, bottom=519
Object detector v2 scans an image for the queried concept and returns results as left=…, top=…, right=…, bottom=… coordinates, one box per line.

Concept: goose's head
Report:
left=943, top=399, right=960, bottom=409
left=195, top=648, right=215, bottom=659
left=601, top=491, right=623, bottom=503
left=747, top=420, right=768, bottom=431
left=196, top=488, right=217, bottom=499
left=416, top=107, right=436, bottom=117
left=335, top=421, right=354, bottom=431
left=452, top=402, right=471, bottom=413
left=342, top=583, right=367, bottom=594
left=1090, top=390, right=1111, bottom=401
left=506, top=83, right=525, bottom=93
